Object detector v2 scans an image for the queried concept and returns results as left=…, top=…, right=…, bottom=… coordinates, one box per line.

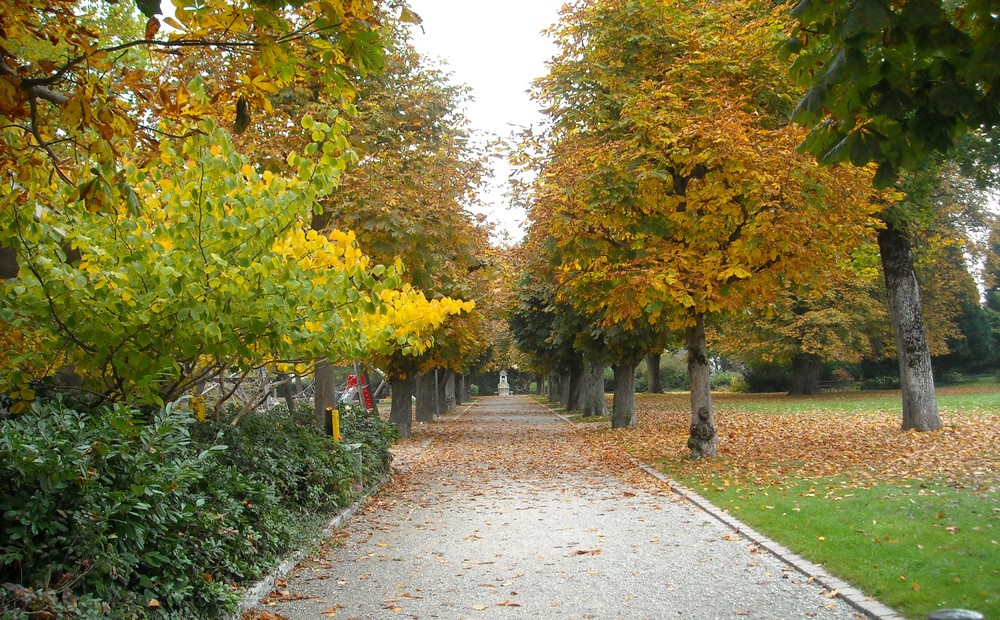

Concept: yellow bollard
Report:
left=329, top=407, right=341, bottom=442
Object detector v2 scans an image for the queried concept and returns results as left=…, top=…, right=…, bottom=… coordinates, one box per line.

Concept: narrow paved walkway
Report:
left=251, top=396, right=864, bottom=619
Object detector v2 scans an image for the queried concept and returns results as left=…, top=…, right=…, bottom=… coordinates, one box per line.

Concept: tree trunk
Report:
left=686, top=314, right=718, bottom=458
left=0, top=246, right=18, bottom=279
left=313, top=360, right=337, bottom=436
left=610, top=361, right=638, bottom=428
left=444, top=370, right=456, bottom=412
left=455, top=374, right=464, bottom=406
left=567, top=368, right=584, bottom=411
left=549, top=374, right=561, bottom=403
left=560, top=372, right=571, bottom=408
left=536, top=374, right=544, bottom=395
left=389, top=375, right=415, bottom=438
left=415, top=371, right=436, bottom=422
left=788, top=353, right=823, bottom=396
left=277, top=373, right=296, bottom=411
left=645, top=352, right=662, bottom=393
left=878, top=223, right=942, bottom=431
left=582, top=360, right=606, bottom=416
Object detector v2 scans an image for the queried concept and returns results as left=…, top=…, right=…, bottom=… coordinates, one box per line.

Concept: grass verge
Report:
left=672, top=472, right=999, bottom=619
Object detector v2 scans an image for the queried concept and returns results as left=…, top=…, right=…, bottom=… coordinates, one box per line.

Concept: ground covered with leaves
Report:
left=581, top=386, right=999, bottom=618
left=248, top=396, right=863, bottom=620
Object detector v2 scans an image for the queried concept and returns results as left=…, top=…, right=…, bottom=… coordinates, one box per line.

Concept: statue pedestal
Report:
left=498, top=370, right=511, bottom=396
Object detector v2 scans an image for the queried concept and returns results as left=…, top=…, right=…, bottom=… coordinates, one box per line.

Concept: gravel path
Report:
left=250, top=396, right=865, bottom=620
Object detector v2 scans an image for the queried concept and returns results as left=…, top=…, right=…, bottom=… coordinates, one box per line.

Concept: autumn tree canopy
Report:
left=0, top=1, right=481, bottom=412
left=522, top=0, right=880, bottom=456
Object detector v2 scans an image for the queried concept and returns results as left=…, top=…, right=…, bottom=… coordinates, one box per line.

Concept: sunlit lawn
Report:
left=584, top=385, right=1000, bottom=620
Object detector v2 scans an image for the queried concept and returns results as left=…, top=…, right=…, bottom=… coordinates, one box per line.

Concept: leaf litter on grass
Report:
left=583, top=390, right=1000, bottom=495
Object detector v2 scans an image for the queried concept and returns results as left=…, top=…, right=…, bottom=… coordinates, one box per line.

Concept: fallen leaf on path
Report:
left=569, top=549, right=602, bottom=556
left=471, top=604, right=489, bottom=611
left=246, top=612, right=288, bottom=620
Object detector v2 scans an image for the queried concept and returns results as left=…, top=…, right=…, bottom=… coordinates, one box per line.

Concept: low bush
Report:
left=0, top=399, right=396, bottom=619
left=709, top=371, right=736, bottom=390
left=860, top=375, right=901, bottom=390
left=743, top=363, right=791, bottom=393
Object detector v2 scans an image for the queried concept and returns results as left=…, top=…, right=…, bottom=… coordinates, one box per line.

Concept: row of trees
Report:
left=509, top=0, right=999, bottom=458
left=0, top=0, right=501, bottom=436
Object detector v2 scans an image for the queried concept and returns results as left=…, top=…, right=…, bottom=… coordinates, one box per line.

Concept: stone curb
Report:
left=236, top=398, right=482, bottom=616
left=234, top=493, right=368, bottom=618
left=534, top=398, right=906, bottom=620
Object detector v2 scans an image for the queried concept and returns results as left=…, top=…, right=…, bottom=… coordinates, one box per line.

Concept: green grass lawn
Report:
left=675, top=474, right=999, bottom=619
left=705, top=384, right=1000, bottom=416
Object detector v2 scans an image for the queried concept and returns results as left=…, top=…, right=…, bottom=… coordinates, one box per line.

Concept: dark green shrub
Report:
left=0, top=400, right=249, bottom=617
left=860, top=375, right=901, bottom=390
left=337, top=404, right=397, bottom=484
left=743, top=363, right=791, bottom=393
left=192, top=405, right=359, bottom=514
left=710, top=371, right=736, bottom=390
left=1, top=397, right=399, bottom=619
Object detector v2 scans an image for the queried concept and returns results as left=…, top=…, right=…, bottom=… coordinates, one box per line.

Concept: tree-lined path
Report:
left=250, top=396, right=863, bottom=619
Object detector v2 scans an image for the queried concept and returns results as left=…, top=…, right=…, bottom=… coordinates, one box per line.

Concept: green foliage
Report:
left=709, top=371, right=737, bottom=391
left=788, top=0, right=1000, bottom=187
left=338, top=405, right=398, bottom=483
left=743, top=363, right=792, bottom=393
left=192, top=405, right=358, bottom=514
left=2, top=122, right=375, bottom=405
left=0, top=400, right=247, bottom=616
left=470, top=384, right=480, bottom=397
left=0, top=398, right=398, bottom=618
left=728, top=374, right=750, bottom=393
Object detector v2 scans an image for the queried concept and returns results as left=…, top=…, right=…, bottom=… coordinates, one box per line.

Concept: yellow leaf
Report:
left=63, top=97, right=84, bottom=127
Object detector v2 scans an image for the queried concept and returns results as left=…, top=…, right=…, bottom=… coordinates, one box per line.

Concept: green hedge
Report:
left=0, top=400, right=396, bottom=618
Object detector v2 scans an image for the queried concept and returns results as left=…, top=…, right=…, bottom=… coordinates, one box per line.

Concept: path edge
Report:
left=533, top=397, right=907, bottom=620
left=234, top=398, right=482, bottom=617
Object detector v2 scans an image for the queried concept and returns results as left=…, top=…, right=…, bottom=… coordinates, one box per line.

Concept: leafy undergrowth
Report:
left=583, top=387, right=1000, bottom=620
left=0, top=401, right=395, bottom=619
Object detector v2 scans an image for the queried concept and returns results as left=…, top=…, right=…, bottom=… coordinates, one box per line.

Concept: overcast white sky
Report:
left=405, top=0, right=567, bottom=244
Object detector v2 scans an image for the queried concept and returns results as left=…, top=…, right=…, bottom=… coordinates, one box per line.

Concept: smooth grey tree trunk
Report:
left=549, top=374, right=561, bottom=403
left=560, top=372, right=571, bottom=408
left=277, top=374, right=296, bottom=411
left=567, top=369, right=584, bottom=411
left=686, top=315, right=718, bottom=458
left=645, top=352, right=662, bottom=393
left=415, top=371, right=436, bottom=422
left=443, top=370, right=456, bottom=412
left=788, top=353, right=823, bottom=396
left=878, top=223, right=942, bottom=431
left=582, top=360, right=606, bottom=416
left=389, top=376, right=415, bottom=438
left=313, top=360, right=337, bottom=436
left=610, top=361, right=638, bottom=428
